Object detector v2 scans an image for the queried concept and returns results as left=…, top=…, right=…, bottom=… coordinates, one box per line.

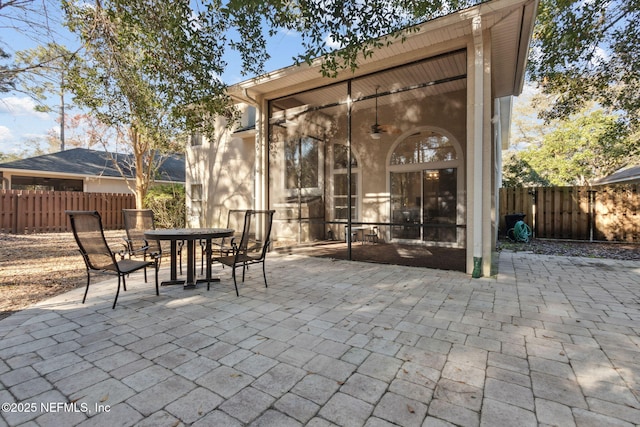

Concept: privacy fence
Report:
left=0, top=190, right=135, bottom=234
left=499, top=184, right=640, bottom=242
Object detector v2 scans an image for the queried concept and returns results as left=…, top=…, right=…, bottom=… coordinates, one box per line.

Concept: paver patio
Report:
left=1, top=251, right=639, bottom=426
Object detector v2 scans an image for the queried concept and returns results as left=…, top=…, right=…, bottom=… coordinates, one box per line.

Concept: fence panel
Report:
left=498, top=187, right=534, bottom=234
left=0, top=190, right=135, bottom=234
left=594, top=184, right=640, bottom=242
left=499, top=184, right=640, bottom=242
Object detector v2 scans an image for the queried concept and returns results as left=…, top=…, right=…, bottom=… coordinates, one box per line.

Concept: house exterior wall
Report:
left=84, top=177, right=131, bottom=193
left=186, top=103, right=256, bottom=228
left=1, top=170, right=130, bottom=193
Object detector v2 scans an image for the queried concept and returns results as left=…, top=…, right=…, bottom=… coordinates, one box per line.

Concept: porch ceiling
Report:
left=230, top=0, right=538, bottom=103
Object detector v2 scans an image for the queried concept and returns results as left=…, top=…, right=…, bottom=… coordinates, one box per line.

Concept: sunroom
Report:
left=186, top=0, right=538, bottom=277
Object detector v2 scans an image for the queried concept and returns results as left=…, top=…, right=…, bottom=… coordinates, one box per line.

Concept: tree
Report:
left=14, top=43, right=76, bottom=150
left=501, top=152, right=550, bottom=188
left=516, top=109, right=634, bottom=186
left=528, top=0, right=640, bottom=131
left=62, top=1, right=198, bottom=208
left=0, top=0, right=70, bottom=93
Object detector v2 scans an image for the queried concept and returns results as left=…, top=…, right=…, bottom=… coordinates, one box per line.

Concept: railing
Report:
left=0, top=190, right=135, bottom=234
left=499, top=184, right=640, bottom=242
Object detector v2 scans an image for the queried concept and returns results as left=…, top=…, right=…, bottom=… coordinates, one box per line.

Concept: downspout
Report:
left=347, top=81, right=353, bottom=260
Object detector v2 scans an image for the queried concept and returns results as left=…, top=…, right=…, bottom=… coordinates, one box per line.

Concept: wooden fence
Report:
left=0, top=190, right=136, bottom=234
left=499, top=184, right=640, bottom=242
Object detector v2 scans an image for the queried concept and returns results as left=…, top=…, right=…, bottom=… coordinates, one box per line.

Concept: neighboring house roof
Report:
left=595, top=165, right=640, bottom=185
left=0, top=147, right=185, bottom=183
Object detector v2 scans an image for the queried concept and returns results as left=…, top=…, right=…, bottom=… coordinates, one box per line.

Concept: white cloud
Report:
left=0, top=97, right=50, bottom=120
left=0, top=125, right=12, bottom=142
left=324, top=34, right=342, bottom=50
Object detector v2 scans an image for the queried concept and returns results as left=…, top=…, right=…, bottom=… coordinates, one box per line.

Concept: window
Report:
left=332, top=144, right=358, bottom=220
left=191, top=184, right=203, bottom=218
left=285, top=136, right=320, bottom=189
left=389, top=129, right=461, bottom=243
left=390, top=132, right=456, bottom=165
left=190, top=131, right=203, bottom=147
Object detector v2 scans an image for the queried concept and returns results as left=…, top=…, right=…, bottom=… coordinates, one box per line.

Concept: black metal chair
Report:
left=200, top=209, right=247, bottom=274
left=67, top=210, right=159, bottom=309
left=365, top=226, right=379, bottom=244
left=212, top=210, right=275, bottom=296
left=122, top=209, right=163, bottom=281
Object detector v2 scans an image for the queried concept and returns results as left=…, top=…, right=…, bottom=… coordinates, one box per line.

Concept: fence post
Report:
left=12, top=192, right=19, bottom=234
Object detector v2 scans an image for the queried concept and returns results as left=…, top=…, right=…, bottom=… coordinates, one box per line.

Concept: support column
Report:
left=481, top=27, right=494, bottom=278
left=468, top=15, right=485, bottom=278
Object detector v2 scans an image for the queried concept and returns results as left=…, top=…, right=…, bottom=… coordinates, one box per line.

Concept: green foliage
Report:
left=529, top=0, right=640, bottom=132
left=501, top=152, right=549, bottom=188
left=510, top=109, right=636, bottom=186
left=282, top=0, right=482, bottom=77
left=144, top=184, right=186, bottom=228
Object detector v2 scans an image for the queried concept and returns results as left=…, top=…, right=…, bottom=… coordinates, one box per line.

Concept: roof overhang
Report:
left=228, top=0, right=539, bottom=102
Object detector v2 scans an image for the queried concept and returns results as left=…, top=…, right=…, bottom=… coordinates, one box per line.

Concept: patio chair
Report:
left=365, top=226, right=379, bottom=244
left=67, top=210, right=159, bottom=309
left=212, top=209, right=275, bottom=296
left=199, top=209, right=247, bottom=274
left=122, top=209, right=163, bottom=281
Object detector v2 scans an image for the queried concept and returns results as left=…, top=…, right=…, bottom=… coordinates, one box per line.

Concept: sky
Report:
left=0, top=2, right=532, bottom=157
left=0, top=3, right=308, bottom=156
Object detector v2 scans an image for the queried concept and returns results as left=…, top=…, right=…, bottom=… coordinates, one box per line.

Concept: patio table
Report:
left=345, top=225, right=368, bottom=244
left=144, top=228, right=234, bottom=289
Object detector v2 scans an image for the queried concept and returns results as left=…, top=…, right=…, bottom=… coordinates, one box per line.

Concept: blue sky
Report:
left=0, top=5, right=306, bottom=156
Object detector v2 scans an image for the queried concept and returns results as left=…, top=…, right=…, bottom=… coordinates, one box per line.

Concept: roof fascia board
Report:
left=0, top=168, right=133, bottom=181
left=512, top=0, right=540, bottom=95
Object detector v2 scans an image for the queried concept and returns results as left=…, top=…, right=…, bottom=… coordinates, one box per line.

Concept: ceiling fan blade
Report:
left=380, top=124, right=401, bottom=134
left=371, top=123, right=384, bottom=134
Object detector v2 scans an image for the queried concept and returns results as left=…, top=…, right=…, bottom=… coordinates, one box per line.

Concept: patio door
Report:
left=390, top=168, right=457, bottom=243
left=423, top=168, right=457, bottom=242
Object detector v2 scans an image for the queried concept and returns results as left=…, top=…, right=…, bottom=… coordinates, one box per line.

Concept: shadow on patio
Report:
left=274, top=241, right=466, bottom=272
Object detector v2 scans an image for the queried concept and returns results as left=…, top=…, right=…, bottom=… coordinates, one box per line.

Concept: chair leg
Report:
left=82, top=270, right=91, bottom=304
left=154, top=260, right=160, bottom=296
left=113, top=275, right=123, bottom=309
left=232, top=265, right=239, bottom=297
left=262, top=261, right=268, bottom=288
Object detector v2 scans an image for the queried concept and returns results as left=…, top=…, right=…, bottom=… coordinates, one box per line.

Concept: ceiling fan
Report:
left=370, top=86, right=400, bottom=139
left=370, top=86, right=384, bottom=139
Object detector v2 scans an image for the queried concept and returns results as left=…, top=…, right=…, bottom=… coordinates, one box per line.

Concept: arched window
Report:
left=390, top=132, right=457, bottom=165
left=388, top=129, right=462, bottom=244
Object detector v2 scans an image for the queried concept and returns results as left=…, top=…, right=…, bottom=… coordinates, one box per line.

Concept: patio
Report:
left=1, top=252, right=639, bottom=426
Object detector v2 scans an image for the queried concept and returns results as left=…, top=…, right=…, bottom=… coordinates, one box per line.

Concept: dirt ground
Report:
left=0, top=230, right=126, bottom=319
left=1, top=231, right=638, bottom=319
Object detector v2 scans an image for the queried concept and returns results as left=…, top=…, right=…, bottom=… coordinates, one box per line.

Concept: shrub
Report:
left=144, top=184, right=185, bottom=228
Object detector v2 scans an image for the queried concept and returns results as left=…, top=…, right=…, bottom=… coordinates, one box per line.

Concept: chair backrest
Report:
left=237, top=210, right=275, bottom=260
left=67, top=210, right=117, bottom=272
left=123, top=209, right=161, bottom=253
left=227, top=209, right=248, bottom=241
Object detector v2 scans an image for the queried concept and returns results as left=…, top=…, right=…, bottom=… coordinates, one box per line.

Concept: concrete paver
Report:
left=0, top=251, right=639, bottom=426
